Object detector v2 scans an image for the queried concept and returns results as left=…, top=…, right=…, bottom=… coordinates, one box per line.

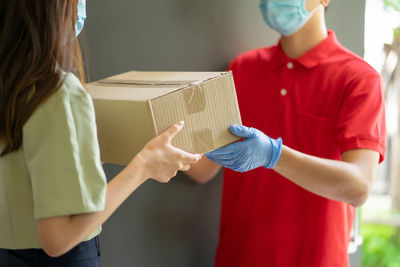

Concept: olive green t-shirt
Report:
left=0, top=73, right=107, bottom=249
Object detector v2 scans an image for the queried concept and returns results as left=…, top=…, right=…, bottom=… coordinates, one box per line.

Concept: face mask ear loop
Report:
left=307, top=3, right=324, bottom=16
left=287, top=1, right=322, bottom=36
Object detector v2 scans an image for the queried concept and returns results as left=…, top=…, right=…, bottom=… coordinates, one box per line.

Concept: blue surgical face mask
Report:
left=75, top=0, right=86, bottom=37
left=259, top=0, right=317, bottom=36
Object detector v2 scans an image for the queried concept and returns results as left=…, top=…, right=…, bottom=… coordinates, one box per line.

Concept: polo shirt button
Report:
left=287, top=62, right=294, bottom=69
left=280, top=88, right=287, bottom=96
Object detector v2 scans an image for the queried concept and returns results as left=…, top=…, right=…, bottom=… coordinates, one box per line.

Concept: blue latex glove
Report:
left=206, top=125, right=282, bottom=172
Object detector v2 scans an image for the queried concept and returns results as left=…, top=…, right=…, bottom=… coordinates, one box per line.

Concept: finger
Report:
left=161, top=121, right=184, bottom=142
left=206, top=146, right=230, bottom=157
left=180, top=164, right=191, bottom=171
left=206, top=153, right=236, bottom=161
left=162, top=171, right=177, bottom=182
left=160, top=177, right=171, bottom=183
left=230, top=124, right=258, bottom=138
left=184, top=153, right=202, bottom=164
left=206, top=148, right=243, bottom=163
left=174, top=149, right=202, bottom=164
left=206, top=142, right=241, bottom=157
left=206, top=155, right=235, bottom=167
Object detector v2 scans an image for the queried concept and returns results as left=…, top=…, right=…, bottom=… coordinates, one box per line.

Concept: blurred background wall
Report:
left=81, top=0, right=366, bottom=266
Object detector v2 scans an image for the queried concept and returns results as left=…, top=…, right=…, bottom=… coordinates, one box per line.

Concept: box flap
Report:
left=86, top=83, right=184, bottom=101
left=86, top=71, right=227, bottom=101
left=106, top=71, right=223, bottom=83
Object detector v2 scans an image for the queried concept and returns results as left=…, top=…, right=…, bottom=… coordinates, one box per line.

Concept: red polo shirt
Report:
left=216, top=31, right=386, bottom=267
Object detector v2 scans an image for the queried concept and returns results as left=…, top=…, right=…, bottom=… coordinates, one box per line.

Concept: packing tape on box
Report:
left=192, top=128, right=215, bottom=152
left=183, top=82, right=206, bottom=114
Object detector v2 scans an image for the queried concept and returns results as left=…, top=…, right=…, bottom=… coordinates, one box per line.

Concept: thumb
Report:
left=230, top=124, right=258, bottom=138
left=161, top=121, right=184, bottom=142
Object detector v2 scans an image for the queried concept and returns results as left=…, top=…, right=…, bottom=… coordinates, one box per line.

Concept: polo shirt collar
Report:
left=269, top=30, right=338, bottom=69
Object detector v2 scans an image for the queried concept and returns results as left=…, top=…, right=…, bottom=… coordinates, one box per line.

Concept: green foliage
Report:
left=362, top=224, right=400, bottom=267
left=384, top=0, right=400, bottom=11
left=394, top=27, right=400, bottom=42
left=382, top=0, right=400, bottom=42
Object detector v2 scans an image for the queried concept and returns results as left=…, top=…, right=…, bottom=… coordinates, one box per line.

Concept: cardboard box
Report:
left=86, top=71, right=242, bottom=165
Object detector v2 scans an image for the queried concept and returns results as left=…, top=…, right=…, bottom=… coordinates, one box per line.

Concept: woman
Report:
left=0, top=1, right=201, bottom=266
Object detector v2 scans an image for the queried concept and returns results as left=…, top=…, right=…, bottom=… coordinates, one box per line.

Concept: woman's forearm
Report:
left=37, top=122, right=202, bottom=257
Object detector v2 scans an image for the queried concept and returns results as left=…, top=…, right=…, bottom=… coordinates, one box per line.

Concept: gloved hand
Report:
left=206, top=125, right=282, bottom=172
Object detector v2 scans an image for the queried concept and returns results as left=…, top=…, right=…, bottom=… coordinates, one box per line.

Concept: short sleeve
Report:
left=22, top=73, right=107, bottom=220
left=336, top=72, right=387, bottom=162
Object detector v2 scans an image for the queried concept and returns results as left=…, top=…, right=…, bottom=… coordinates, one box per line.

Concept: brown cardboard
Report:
left=86, top=71, right=242, bottom=165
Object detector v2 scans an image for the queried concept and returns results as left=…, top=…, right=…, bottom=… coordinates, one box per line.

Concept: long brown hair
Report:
left=0, top=0, right=85, bottom=156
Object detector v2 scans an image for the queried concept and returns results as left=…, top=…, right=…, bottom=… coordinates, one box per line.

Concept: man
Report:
left=185, top=0, right=386, bottom=266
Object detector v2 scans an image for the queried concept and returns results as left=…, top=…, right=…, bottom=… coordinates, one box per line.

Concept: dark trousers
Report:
left=0, top=236, right=100, bottom=267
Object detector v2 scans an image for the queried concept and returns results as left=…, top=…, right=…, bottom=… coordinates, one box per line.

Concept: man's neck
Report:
left=280, top=6, right=328, bottom=59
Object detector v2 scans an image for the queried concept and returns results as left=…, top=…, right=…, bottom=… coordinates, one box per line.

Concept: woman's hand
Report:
left=133, top=121, right=202, bottom=183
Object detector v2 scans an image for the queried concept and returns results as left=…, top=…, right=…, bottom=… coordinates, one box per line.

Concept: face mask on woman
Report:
left=76, top=0, right=86, bottom=36
left=259, top=0, right=319, bottom=36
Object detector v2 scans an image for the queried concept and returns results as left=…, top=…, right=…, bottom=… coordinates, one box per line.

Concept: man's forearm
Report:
left=273, top=145, right=379, bottom=207
left=184, top=155, right=221, bottom=183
